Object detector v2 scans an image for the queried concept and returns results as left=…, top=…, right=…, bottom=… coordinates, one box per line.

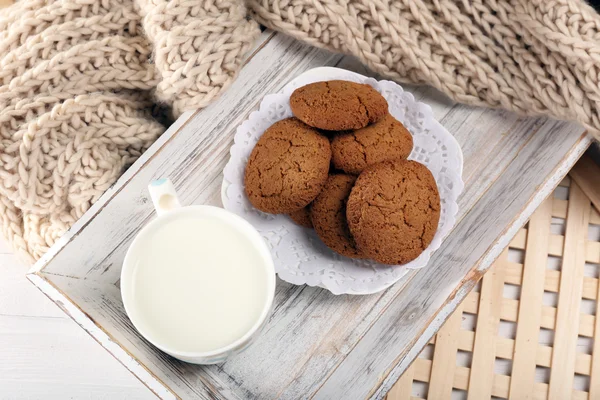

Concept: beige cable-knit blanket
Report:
left=249, top=0, right=600, bottom=138
left=0, top=0, right=259, bottom=262
left=2, top=0, right=600, bottom=263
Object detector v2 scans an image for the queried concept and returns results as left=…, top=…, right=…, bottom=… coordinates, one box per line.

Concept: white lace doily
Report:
left=222, top=67, right=464, bottom=295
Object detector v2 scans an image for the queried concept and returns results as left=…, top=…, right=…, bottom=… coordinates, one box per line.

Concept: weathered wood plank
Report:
left=427, top=304, right=462, bottom=399
left=509, top=198, right=553, bottom=399
left=467, top=252, right=507, bottom=400
left=548, top=182, right=591, bottom=400
left=589, top=257, right=600, bottom=398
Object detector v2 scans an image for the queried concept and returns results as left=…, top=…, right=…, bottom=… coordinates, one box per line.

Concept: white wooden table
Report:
left=16, top=32, right=595, bottom=399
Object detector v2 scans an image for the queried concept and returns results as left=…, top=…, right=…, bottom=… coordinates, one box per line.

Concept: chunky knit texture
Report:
left=249, top=0, right=600, bottom=139
left=4, top=0, right=600, bottom=263
left=0, top=0, right=259, bottom=262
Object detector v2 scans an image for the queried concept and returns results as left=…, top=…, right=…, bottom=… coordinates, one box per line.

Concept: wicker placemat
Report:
left=388, top=155, right=600, bottom=399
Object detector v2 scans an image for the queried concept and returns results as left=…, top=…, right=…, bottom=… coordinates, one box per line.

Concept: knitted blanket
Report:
left=3, top=0, right=600, bottom=263
left=0, top=0, right=259, bottom=262
left=249, top=0, right=600, bottom=139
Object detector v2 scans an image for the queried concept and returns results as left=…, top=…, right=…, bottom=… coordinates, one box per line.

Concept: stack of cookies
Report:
left=245, top=80, right=441, bottom=265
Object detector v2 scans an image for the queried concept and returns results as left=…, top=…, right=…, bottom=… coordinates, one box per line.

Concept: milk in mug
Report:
left=121, top=180, right=275, bottom=364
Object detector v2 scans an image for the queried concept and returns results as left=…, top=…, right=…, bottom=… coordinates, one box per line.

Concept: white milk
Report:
left=126, top=212, right=270, bottom=354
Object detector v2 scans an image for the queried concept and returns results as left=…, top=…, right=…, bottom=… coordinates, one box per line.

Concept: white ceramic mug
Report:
left=121, top=179, right=275, bottom=364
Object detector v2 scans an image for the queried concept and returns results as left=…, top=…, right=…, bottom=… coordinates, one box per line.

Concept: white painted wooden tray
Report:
left=27, top=32, right=593, bottom=399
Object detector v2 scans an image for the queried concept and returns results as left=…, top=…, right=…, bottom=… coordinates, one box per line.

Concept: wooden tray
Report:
left=387, top=156, right=600, bottom=399
left=27, top=32, right=593, bottom=399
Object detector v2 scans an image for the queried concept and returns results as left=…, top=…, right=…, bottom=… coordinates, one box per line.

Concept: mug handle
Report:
left=148, top=178, right=182, bottom=216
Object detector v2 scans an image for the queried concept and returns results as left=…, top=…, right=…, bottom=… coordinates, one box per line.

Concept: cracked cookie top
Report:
left=311, top=173, right=364, bottom=259
left=289, top=80, right=388, bottom=131
left=244, top=118, right=331, bottom=214
left=346, top=160, right=440, bottom=265
left=331, top=114, right=413, bottom=175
